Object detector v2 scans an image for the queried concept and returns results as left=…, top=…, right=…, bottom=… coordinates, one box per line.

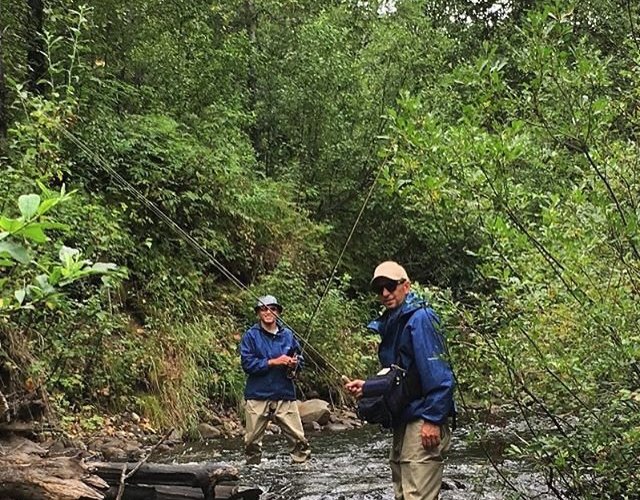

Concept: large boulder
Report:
left=297, top=399, right=331, bottom=426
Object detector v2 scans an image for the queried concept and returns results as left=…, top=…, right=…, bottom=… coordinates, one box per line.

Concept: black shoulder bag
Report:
left=356, top=306, right=426, bottom=428
left=357, top=304, right=457, bottom=430
left=356, top=363, right=420, bottom=428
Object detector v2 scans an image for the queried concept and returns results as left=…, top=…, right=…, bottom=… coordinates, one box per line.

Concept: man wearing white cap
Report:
left=240, top=295, right=311, bottom=465
left=345, top=262, right=455, bottom=500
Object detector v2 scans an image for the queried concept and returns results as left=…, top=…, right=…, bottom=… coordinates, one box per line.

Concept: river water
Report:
left=164, top=423, right=557, bottom=499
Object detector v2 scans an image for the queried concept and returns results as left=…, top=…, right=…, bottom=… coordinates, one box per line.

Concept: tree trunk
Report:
left=0, top=453, right=108, bottom=500
left=0, top=4, right=7, bottom=138
left=245, top=0, right=262, bottom=165
left=91, top=462, right=260, bottom=500
left=102, top=484, right=262, bottom=500
left=91, top=461, right=236, bottom=489
left=26, top=0, right=45, bottom=94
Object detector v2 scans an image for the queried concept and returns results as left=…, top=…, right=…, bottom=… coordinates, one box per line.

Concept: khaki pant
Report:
left=390, top=420, right=451, bottom=500
left=244, top=399, right=311, bottom=464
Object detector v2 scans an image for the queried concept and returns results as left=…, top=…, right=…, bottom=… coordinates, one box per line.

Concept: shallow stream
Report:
left=163, top=424, right=556, bottom=499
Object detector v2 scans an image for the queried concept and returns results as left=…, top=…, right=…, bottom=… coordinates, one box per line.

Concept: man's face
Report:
left=372, top=278, right=410, bottom=310
left=257, top=305, right=279, bottom=326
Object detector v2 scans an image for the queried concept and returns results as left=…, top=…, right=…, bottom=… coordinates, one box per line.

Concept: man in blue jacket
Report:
left=240, top=295, right=311, bottom=465
left=345, top=262, right=455, bottom=500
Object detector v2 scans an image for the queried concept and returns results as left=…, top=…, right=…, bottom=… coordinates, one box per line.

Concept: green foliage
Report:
left=0, top=187, right=125, bottom=425
left=2, top=0, right=640, bottom=496
left=381, top=1, right=640, bottom=496
left=0, top=186, right=123, bottom=314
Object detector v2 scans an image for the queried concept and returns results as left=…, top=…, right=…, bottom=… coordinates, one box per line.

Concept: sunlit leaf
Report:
left=20, top=224, right=48, bottom=243
left=91, top=262, right=118, bottom=273
left=59, top=245, right=80, bottom=264
left=18, top=194, right=41, bottom=219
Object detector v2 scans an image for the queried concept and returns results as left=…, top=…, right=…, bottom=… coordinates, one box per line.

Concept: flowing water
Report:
left=164, top=424, right=556, bottom=499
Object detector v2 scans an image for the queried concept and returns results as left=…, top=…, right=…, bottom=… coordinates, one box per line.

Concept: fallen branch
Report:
left=115, top=427, right=174, bottom=500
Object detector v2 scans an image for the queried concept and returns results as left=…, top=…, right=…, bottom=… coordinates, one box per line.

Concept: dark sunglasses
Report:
left=258, top=305, right=279, bottom=313
left=371, top=279, right=406, bottom=295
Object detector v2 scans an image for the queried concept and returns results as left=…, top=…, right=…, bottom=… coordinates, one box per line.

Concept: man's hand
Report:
left=269, top=354, right=294, bottom=367
left=344, top=379, right=365, bottom=399
left=288, top=354, right=299, bottom=367
left=421, top=421, right=441, bottom=449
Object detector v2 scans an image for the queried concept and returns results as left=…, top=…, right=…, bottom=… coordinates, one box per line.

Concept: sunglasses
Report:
left=258, top=305, right=279, bottom=313
left=371, top=279, right=406, bottom=295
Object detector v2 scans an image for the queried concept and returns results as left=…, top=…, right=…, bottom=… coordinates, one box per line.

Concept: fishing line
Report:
left=300, top=154, right=388, bottom=346
left=57, top=126, right=346, bottom=378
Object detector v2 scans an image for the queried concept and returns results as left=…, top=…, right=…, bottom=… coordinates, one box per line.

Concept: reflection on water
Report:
left=163, top=425, right=555, bottom=499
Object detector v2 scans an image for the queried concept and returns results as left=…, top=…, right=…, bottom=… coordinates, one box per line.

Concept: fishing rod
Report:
left=58, top=125, right=355, bottom=380
left=299, top=155, right=387, bottom=347
left=59, top=125, right=557, bottom=498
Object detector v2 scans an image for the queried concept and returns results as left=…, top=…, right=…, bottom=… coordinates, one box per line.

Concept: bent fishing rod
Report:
left=58, top=125, right=367, bottom=382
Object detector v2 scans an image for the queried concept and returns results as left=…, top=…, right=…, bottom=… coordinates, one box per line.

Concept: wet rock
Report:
left=442, top=478, right=466, bottom=490
left=67, top=437, right=88, bottom=451
left=167, top=428, right=183, bottom=443
left=101, top=445, right=127, bottom=462
left=209, top=414, right=223, bottom=426
left=302, top=420, right=322, bottom=432
left=47, top=439, right=67, bottom=455
left=124, top=441, right=144, bottom=460
left=324, top=423, right=352, bottom=432
left=156, top=443, right=172, bottom=453
left=45, top=437, right=88, bottom=457
left=298, top=399, right=330, bottom=426
left=339, top=409, right=358, bottom=420
left=198, top=422, right=222, bottom=439
left=266, top=422, right=281, bottom=434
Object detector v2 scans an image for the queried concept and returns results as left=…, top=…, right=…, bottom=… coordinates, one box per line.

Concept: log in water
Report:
left=91, top=461, right=261, bottom=500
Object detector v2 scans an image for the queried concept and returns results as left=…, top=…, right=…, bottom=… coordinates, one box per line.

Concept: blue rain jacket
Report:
left=240, top=323, right=303, bottom=401
left=367, top=293, right=455, bottom=426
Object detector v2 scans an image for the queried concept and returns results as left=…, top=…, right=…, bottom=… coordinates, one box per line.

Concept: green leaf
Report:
left=48, top=268, right=62, bottom=286
left=14, top=289, right=26, bottom=305
left=37, top=198, right=60, bottom=216
left=21, top=224, right=48, bottom=243
left=35, top=274, right=49, bottom=289
left=0, top=241, right=30, bottom=264
left=36, top=180, right=54, bottom=198
left=0, top=217, right=22, bottom=232
left=18, top=194, right=41, bottom=219
left=59, top=246, right=80, bottom=264
left=39, top=222, right=69, bottom=231
left=91, top=262, right=118, bottom=273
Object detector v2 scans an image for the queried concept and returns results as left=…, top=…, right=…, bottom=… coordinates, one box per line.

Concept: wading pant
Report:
left=244, top=399, right=311, bottom=464
left=390, top=420, right=451, bottom=500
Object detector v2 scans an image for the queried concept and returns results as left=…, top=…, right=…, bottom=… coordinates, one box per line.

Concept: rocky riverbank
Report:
left=42, top=399, right=361, bottom=462
left=0, top=398, right=361, bottom=499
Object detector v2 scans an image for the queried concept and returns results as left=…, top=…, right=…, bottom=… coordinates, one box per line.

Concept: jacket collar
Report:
left=367, top=293, right=425, bottom=334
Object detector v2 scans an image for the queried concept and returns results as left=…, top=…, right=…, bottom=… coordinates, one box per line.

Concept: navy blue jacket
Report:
left=240, top=323, right=302, bottom=401
left=367, top=293, right=455, bottom=425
